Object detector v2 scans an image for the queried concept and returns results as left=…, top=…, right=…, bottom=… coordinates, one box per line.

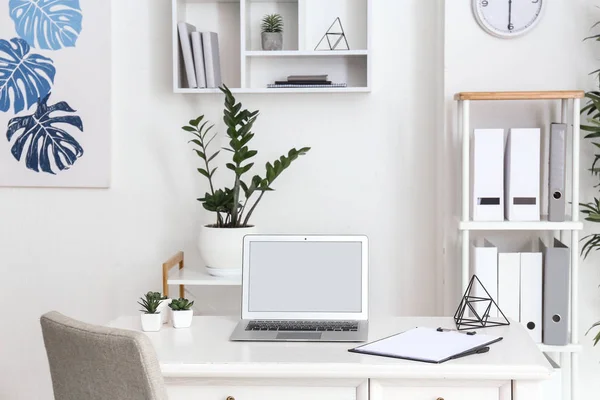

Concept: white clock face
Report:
left=473, top=0, right=544, bottom=38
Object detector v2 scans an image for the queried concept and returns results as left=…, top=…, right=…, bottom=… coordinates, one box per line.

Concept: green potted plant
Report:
left=147, top=291, right=171, bottom=324
left=581, top=21, right=600, bottom=347
left=180, top=85, right=310, bottom=276
left=261, top=13, right=283, bottom=51
left=169, top=298, right=195, bottom=328
left=138, top=292, right=162, bottom=332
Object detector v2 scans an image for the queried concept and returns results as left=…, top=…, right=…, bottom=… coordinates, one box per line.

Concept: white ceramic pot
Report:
left=198, top=225, right=257, bottom=277
left=172, top=310, right=194, bottom=329
left=157, top=299, right=172, bottom=324
left=140, top=313, right=162, bottom=332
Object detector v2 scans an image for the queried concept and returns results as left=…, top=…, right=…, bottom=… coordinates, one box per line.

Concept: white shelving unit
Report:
left=455, top=91, right=585, bottom=400
left=172, top=0, right=371, bottom=94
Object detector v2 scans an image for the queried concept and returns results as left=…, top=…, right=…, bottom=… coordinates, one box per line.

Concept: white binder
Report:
left=471, top=239, right=498, bottom=318
left=472, top=129, right=505, bottom=221
left=520, top=250, right=543, bottom=343
left=505, top=128, right=541, bottom=221
left=497, top=252, right=520, bottom=322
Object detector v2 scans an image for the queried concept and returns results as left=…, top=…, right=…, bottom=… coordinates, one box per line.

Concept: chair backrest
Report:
left=40, top=311, right=168, bottom=400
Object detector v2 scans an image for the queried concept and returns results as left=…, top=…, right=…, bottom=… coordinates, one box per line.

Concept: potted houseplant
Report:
left=138, top=292, right=162, bottom=332
left=180, top=85, right=310, bottom=276
left=581, top=21, right=600, bottom=347
left=169, top=298, right=195, bottom=328
left=147, top=291, right=171, bottom=324
left=261, top=13, right=283, bottom=51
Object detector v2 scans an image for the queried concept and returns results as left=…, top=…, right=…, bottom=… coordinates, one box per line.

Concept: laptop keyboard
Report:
left=246, top=321, right=359, bottom=332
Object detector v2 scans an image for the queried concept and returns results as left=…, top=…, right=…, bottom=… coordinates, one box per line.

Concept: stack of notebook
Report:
left=178, top=21, right=222, bottom=89
left=267, top=75, right=347, bottom=89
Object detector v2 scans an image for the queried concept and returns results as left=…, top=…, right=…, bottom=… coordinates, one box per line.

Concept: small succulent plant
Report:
left=146, top=291, right=167, bottom=301
left=261, top=14, right=283, bottom=33
left=169, top=298, right=194, bottom=311
left=138, top=292, right=161, bottom=314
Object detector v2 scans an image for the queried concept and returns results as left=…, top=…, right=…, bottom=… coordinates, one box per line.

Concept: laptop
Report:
left=230, top=235, right=369, bottom=342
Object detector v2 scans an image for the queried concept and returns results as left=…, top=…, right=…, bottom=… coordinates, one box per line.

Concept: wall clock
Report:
left=473, top=0, right=545, bottom=39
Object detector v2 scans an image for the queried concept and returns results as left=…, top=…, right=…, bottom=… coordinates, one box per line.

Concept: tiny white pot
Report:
left=198, top=225, right=258, bottom=277
left=157, top=299, right=172, bottom=324
left=172, top=310, right=194, bottom=329
left=140, top=313, right=162, bottom=332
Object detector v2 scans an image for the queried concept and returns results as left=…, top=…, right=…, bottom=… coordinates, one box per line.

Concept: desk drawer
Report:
left=371, top=379, right=510, bottom=400
left=166, top=378, right=368, bottom=400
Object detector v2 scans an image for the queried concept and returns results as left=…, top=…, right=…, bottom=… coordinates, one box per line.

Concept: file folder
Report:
left=505, top=128, right=541, bottom=221
left=548, top=123, right=567, bottom=222
left=498, top=252, right=520, bottom=322
left=520, top=249, right=543, bottom=343
left=541, top=238, right=570, bottom=345
left=471, top=239, right=498, bottom=318
left=472, top=129, right=505, bottom=221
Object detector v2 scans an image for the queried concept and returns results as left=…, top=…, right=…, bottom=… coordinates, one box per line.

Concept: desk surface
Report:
left=109, top=316, right=551, bottom=380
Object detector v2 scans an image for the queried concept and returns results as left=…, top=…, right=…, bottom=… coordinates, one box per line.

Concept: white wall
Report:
left=0, top=0, right=442, bottom=398
left=443, top=0, right=600, bottom=396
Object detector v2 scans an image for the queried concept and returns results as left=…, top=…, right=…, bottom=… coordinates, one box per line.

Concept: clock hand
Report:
left=508, top=0, right=513, bottom=31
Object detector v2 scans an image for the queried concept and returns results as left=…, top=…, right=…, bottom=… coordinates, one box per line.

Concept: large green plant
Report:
left=581, top=24, right=600, bottom=346
left=181, top=85, right=310, bottom=228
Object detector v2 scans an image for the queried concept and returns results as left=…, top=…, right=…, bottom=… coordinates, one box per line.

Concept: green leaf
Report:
left=194, top=150, right=206, bottom=160
left=226, top=163, right=236, bottom=171
left=208, top=152, right=219, bottom=162
left=197, top=168, right=210, bottom=178
left=182, top=126, right=196, bottom=132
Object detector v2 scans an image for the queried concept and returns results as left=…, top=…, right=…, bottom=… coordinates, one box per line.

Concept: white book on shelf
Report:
left=470, top=239, right=498, bottom=318
left=191, top=32, right=207, bottom=89
left=505, top=128, right=541, bottom=221
left=520, top=250, right=543, bottom=343
left=177, top=22, right=198, bottom=88
left=497, top=252, right=520, bottom=322
left=472, top=129, right=504, bottom=222
left=202, top=32, right=222, bottom=88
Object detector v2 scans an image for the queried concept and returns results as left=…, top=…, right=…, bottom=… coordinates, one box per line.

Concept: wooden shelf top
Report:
left=454, top=91, right=585, bottom=101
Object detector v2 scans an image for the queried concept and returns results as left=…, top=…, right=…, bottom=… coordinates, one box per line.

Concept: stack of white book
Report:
left=178, top=22, right=222, bottom=89
left=470, top=238, right=570, bottom=346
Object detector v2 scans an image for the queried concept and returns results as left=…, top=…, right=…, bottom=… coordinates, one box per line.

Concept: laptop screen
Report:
left=247, top=241, right=363, bottom=313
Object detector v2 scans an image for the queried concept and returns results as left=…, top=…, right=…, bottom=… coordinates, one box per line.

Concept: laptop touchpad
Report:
left=276, top=332, right=322, bottom=340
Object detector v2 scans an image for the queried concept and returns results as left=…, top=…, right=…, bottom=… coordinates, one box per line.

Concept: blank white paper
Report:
left=352, top=327, right=502, bottom=363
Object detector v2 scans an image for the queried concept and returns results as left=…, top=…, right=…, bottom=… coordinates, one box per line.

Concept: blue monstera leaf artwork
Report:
left=0, top=37, right=55, bottom=114
left=7, top=93, right=84, bottom=174
left=9, top=0, right=83, bottom=51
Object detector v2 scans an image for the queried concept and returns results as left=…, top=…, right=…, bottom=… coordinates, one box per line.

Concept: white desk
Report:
left=109, top=316, right=552, bottom=400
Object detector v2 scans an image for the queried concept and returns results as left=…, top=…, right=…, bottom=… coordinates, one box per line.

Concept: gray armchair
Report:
left=40, top=311, right=168, bottom=400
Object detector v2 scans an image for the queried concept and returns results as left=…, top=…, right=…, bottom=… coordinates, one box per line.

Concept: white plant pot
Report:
left=140, top=313, right=162, bottom=332
left=172, top=310, right=194, bottom=329
left=157, top=299, right=172, bottom=324
left=198, top=225, right=258, bottom=277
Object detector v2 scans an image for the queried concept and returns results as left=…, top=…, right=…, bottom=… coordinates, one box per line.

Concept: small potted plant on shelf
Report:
left=180, top=85, right=310, bottom=277
left=261, top=13, right=283, bottom=51
left=169, top=298, right=195, bottom=328
left=147, top=291, right=171, bottom=324
left=138, top=292, right=162, bottom=332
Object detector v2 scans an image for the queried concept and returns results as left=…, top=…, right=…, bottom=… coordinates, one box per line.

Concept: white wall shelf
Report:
left=167, top=267, right=241, bottom=286
left=455, top=90, right=584, bottom=400
left=459, top=218, right=584, bottom=232
left=172, top=0, right=371, bottom=93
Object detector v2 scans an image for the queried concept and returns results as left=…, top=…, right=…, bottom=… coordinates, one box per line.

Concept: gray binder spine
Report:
left=541, top=238, right=570, bottom=345
left=549, top=123, right=567, bottom=222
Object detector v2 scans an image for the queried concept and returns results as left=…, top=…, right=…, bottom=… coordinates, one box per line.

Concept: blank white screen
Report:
left=248, top=241, right=363, bottom=313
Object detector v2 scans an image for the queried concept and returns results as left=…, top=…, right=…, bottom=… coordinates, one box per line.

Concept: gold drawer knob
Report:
left=226, top=397, right=235, bottom=400
left=436, top=398, right=444, bottom=400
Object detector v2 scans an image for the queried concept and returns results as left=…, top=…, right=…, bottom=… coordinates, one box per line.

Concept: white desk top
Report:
left=109, top=316, right=552, bottom=380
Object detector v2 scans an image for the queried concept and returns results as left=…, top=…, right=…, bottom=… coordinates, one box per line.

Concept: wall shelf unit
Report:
left=455, top=90, right=584, bottom=400
left=171, top=0, right=371, bottom=93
